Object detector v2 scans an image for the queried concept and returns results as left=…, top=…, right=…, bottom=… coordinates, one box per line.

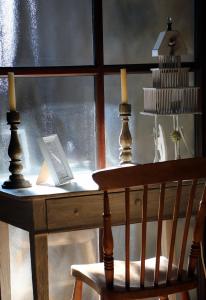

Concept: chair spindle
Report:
left=125, top=188, right=130, bottom=288
left=71, top=158, right=206, bottom=300
left=154, top=182, right=166, bottom=285
left=167, top=180, right=182, bottom=282
left=188, top=185, right=206, bottom=276
left=140, top=185, right=148, bottom=287
left=103, top=191, right=114, bottom=287
left=178, top=179, right=197, bottom=278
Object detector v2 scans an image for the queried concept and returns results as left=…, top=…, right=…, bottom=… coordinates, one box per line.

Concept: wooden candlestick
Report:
left=2, top=111, right=31, bottom=189
left=119, top=103, right=132, bottom=164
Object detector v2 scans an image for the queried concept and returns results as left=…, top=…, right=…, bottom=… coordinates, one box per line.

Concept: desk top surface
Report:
left=0, top=172, right=99, bottom=200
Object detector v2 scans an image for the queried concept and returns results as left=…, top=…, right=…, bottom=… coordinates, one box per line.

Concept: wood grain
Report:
left=140, top=185, right=148, bottom=287
left=92, top=158, right=206, bottom=190
left=29, top=233, right=49, bottom=300
left=154, top=183, right=165, bottom=285
left=46, top=182, right=203, bottom=232
left=72, top=279, right=83, bottom=300
left=32, top=200, right=47, bottom=231
left=125, top=188, right=130, bottom=287
left=70, top=158, right=206, bottom=299
left=0, top=163, right=205, bottom=300
left=0, top=222, right=11, bottom=300
left=167, top=180, right=182, bottom=282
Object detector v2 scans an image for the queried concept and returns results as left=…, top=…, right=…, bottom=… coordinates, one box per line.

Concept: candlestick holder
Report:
left=119, top=103, right=132, bottom=164
left=2, top=111, right=31, bottom=189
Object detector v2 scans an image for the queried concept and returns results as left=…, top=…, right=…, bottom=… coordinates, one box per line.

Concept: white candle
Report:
left=120, top=68, right=128, bottom=103
left=8, top=72, right=16, bottom=111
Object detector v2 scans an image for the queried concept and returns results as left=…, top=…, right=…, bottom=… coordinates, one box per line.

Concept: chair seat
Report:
left=71, top=256, right=186, bottom=295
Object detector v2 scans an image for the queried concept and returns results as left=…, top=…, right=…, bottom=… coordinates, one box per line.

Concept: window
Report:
left=103, top=0, right=194, bottom=64
left=0, top=1, right=204, bottom=300
left=0, top=0, right=202, bottom=175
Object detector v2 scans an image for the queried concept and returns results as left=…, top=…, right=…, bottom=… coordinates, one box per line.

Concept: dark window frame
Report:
left=0, top=0, right=204, bottom=168
left=0, top=1, right=206, bottom=295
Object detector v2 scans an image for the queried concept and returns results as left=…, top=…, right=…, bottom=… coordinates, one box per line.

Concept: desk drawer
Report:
left=47, top=191, right=141, bottom=231
left=47, top=194, right=104, bottom=231
left=46, top=185, right=201, bottom=232
left=47, top=191, right=140, bottom=231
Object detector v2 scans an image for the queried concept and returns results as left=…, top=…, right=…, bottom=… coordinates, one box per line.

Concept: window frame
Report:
left=0, top=0, right=204, bottom=168
left=0, top=1, right=205, bottom=295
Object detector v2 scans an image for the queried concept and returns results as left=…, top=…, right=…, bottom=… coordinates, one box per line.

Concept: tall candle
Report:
left=8, top=72, right=16, bottom=111
left=120, top=68, right=128, bottom=103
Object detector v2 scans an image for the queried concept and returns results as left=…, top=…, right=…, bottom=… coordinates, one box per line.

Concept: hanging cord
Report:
left=179, top=127, right=194, bottom=157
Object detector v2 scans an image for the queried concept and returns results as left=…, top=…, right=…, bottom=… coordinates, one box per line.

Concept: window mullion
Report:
left=92, top=0, right=105, bottom=168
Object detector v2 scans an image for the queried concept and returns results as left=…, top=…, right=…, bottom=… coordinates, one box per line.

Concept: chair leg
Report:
left=180, top=291, right=190, bottom=300
left=72, top=279, right=83, bottom=300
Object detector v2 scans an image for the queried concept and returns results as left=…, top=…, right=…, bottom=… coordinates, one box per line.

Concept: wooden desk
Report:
left=0, top=174, right=204, bottom=300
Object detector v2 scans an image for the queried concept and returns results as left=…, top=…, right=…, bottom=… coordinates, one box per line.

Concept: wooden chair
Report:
left=71, top=157, right=206, bottom=300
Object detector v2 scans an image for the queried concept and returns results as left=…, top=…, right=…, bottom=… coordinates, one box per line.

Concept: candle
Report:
left=8, top=72, right=16, bottom=111
left=120, top=68, right=128, bottom=103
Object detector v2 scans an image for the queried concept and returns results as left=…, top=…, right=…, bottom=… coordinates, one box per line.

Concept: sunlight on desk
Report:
left=0, top=171, right=99, bottom=300
left=0, top=172, right=202, bottom=300
left=0, top=171, right=98, bottom=198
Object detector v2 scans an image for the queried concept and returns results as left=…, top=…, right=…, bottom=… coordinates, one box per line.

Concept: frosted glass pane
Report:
left=103, top=0, right=194, bottom=64
left=0, top=76, right=96, bottom=176
left=105, top=74, right=195, bottom=166
left=0, top=0, right=93, bottom=66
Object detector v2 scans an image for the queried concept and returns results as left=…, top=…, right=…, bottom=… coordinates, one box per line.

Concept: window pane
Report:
left=9, top=225, right=98, bottom=300
left=0, top=0, right=93, bottom=66
left=105, top=74, right=195, bottom=166
left=103, top=0, right=194, bottom=64
left=0, top=76, right=96, bottom=176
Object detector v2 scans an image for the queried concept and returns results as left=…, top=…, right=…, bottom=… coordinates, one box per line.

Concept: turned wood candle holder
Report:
left=119, top=103, right=132, bottom=164
left=2, top=111, right=31, bottom=189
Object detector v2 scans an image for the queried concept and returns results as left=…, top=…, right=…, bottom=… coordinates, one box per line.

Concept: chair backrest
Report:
left=92, top=157, right=206, bottom=288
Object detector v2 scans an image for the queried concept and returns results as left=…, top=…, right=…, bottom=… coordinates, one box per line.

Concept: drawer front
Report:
left=47, top=194, right=104, bottom=231
left=46, top=185, right=201, bottom=231
left=47, top=190, right=145, bottom=231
